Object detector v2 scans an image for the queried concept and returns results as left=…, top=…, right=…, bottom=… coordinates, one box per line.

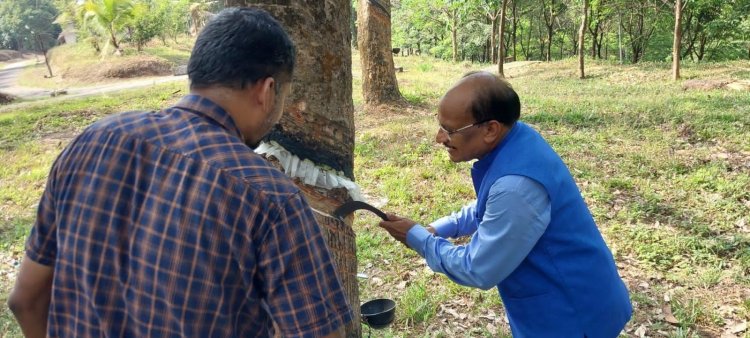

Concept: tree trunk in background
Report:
left=697, top=33, right=706, bottom=61
left=539, top=10, right=546, bottom=60
left=223, top=1, right=360, bottom=337
left=451, top=10, right=458, bottom=62
left=618, top=13, right=624, bottom=63
left=546, top=26, right=553, bottom=61
left=490, top=16, right=497, bottom=63
left=578, top=0, right=588, bottom=79
left=589, top=19, right=598, bottom=58
left=497, top=0, right=509, bottom=77
left=358, top=0, right=404, bottom=107
left=511, top=0, right=518, bottom=61
left=672, top=0, right=683, bottom=80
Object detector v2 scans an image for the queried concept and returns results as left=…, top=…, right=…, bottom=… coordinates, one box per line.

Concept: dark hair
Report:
left=463, top=71, right=521, bottom=126
left=188, top=7, right=296, bottom=89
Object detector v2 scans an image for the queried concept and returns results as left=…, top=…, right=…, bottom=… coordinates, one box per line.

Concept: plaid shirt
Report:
left=26, top=95, right=353, bottom=337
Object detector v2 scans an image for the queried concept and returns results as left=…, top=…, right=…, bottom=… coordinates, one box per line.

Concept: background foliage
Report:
left=385, top=0, right=750, bottom=63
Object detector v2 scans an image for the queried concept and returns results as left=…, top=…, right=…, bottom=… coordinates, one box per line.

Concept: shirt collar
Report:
left=172, top=94, right=244, bottom=140
left=473, top=122, right=518, bottom=173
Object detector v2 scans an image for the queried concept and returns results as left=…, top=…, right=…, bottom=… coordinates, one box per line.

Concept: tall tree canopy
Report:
left=0, top=0, right=60, bottom=51
left=388, top=0, right=749, bottom=63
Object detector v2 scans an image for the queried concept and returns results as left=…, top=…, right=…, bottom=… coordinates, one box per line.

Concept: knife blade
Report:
left=332, top=201, right=389, bottom=221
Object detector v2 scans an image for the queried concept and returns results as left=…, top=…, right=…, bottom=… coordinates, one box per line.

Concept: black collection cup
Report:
left=360, top=298, right=396, bottom=329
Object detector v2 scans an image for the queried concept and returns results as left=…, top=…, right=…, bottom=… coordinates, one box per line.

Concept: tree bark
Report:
left=578, top=0, right=588, bottom=79
left=672, top=0, right=683, bottom=81
left=497, top=0, right=509, bottom=77
left=223, top=1, right=360, bottom=337
left=358, top=0, right=404, bottom=107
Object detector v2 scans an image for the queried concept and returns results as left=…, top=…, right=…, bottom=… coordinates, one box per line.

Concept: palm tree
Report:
left=82, top=0, right=134, bottom=54
left=189, top=0, right=214, bottom=36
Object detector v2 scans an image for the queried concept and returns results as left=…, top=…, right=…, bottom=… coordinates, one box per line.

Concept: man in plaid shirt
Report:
left=8, top=7, right=353, bottom=338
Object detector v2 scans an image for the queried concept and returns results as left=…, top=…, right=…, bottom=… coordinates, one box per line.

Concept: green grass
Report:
left=1, top=52, right=749, bottom=337
left=141, top=36, right=194, bottom=65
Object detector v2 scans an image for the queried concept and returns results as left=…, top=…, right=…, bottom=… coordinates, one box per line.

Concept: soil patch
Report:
left=681, top=79, right=750, bottom=91
left=0, top=92, right=17, bottom=105
left=0, top=50, right=22, bottom=62
left=62, top=55, right=172, bottom=82
left=682, top=79, right=731, bottom=90
left=100, top=56, right=172, bottom=78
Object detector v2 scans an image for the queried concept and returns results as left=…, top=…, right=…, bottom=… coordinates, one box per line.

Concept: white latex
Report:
left=254, top=141, right=364, bottom=201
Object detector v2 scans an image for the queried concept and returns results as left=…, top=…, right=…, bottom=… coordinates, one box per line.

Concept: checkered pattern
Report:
left=26, top=95, right=353, bottom=337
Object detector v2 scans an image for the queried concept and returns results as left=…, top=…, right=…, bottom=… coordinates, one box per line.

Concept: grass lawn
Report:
left=1, top=53, right=749, bottom=337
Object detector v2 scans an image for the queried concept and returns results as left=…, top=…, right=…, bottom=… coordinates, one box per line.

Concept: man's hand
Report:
left=378, top=213, right=419, bottom=245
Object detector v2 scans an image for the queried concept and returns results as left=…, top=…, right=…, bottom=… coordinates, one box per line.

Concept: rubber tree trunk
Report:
left=358, top=0, right=404, bottom=107
left=490, top=16, right=497, bottom=64
left=672, top=0, right=683, bottom=81
left=578, top=0, right=588, bottom=79
left=512, top=0, right=518, bottom=61
left=451, top=13, right=458, bottom=62
left=497, top=0, right=509, bottom=77
left=223, top=1, right=360, bottom=337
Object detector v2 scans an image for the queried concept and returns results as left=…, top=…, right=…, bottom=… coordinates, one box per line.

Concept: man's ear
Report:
left=483, top=120, right=506, bottom=143
left=245, top=77, right=275, bottom=105
left=257, top=77, right=276, bottom=108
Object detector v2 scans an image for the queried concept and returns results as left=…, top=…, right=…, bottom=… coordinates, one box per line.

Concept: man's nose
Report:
left=435, top=129, right=448, bottom=144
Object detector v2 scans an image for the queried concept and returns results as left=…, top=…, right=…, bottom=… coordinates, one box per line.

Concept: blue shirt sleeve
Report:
left=406, top=175, right=551, bottom=289
left=429, top=201, right=478, bottom=238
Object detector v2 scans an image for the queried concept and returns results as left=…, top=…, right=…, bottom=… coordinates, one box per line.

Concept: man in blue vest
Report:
left=379, top=71, right=632, bottom=337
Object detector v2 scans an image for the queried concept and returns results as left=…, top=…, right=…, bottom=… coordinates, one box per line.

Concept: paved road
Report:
left=0, top=62, right=24, bottom=88
left=0, top=60, right=52, bottom=98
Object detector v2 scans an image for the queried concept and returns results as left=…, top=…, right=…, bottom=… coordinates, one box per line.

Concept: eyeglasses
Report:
left=438, top=120, right=492, bottom=141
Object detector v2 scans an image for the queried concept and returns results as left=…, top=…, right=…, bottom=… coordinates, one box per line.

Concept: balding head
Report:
left=441, top=71, right=521, bottom=127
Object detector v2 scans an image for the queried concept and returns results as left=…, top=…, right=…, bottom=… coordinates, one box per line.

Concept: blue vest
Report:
left=472, top=122, right=632, bottom=338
